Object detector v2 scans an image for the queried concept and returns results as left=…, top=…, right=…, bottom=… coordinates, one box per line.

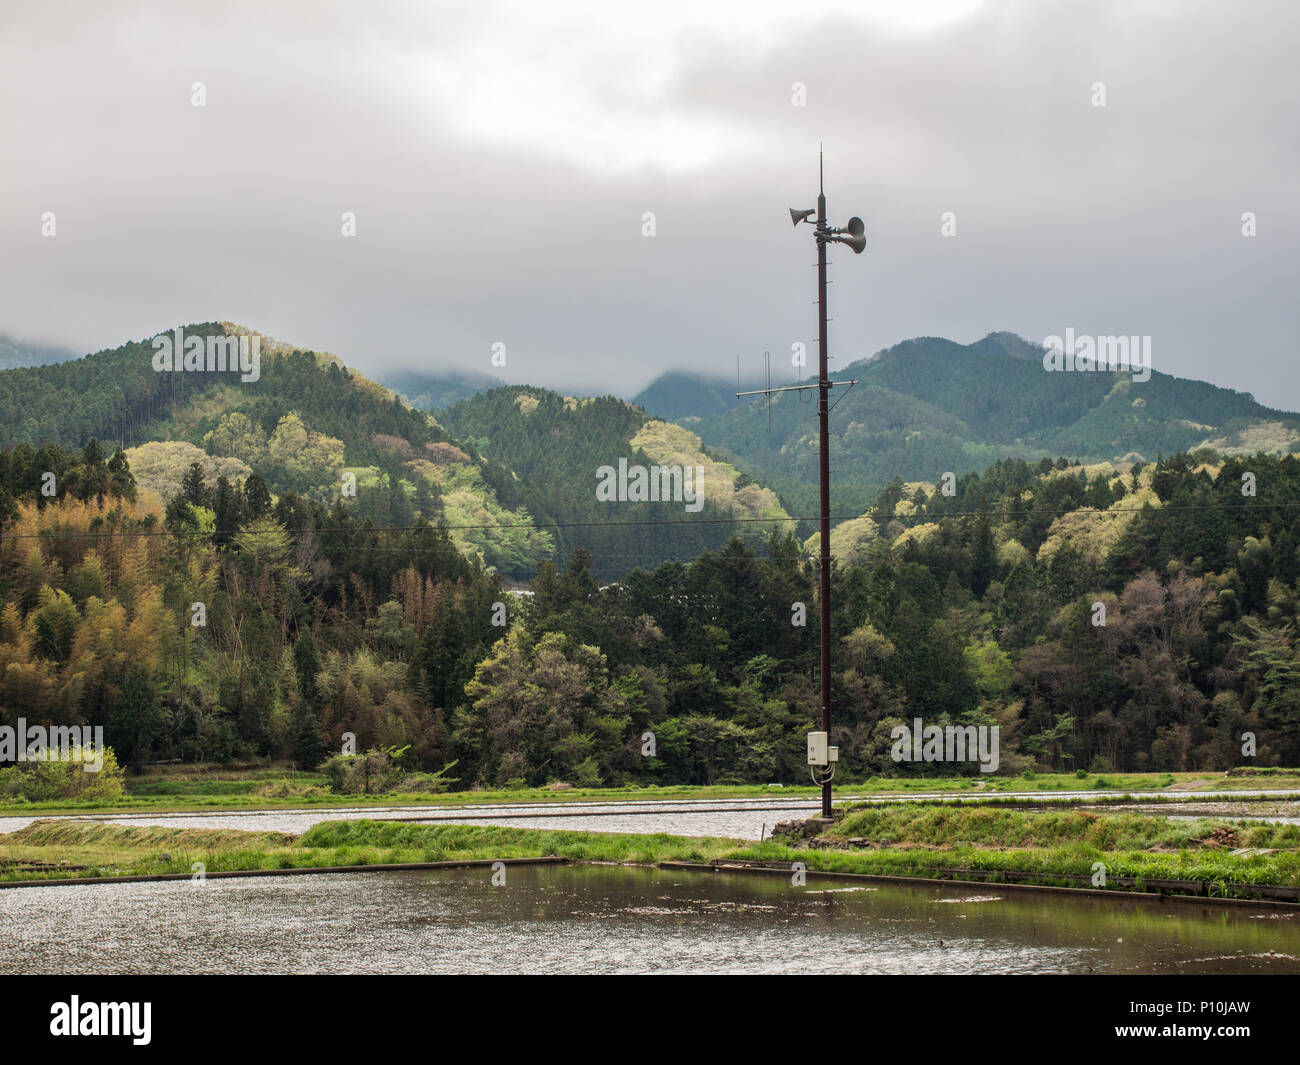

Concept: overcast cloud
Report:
left=1, top=0, right=1295, bottom=404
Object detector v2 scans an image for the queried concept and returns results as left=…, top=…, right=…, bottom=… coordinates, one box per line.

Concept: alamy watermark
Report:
left=1042, top=329, right=1151, bottom=382
left=151, top=326, right=261, bottom=383
left=0, top=719, right=104, bottom=772
left=596, top=458, right=705, bottom=512
left=50, top=997, right=151, bottom=1045
left=890, top=718, right=999, bottom=773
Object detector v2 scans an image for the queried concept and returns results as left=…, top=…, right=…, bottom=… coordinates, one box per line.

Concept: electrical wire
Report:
left=3, top=495, right=1296, bottom=541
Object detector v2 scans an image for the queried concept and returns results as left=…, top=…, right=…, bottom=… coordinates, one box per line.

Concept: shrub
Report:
left=396, top=769, right=458, bottom=794
left=0, top=745, right=126, bottom=802
left=321, top=747, right=456, bottom=795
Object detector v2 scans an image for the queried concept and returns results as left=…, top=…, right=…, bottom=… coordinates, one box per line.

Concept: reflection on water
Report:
left=2, top=865, right=1297, bottom=975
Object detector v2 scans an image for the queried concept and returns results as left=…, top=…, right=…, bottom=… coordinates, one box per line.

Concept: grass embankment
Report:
left=0, top=822, right=299, bottom=879
left=7, top=768, right=1299, bottom=818
left=0, top=820, right=740, bottom=881
left=814, top=804, right=1300, bottom=889
left=4, top=805, right=1300, bottom=898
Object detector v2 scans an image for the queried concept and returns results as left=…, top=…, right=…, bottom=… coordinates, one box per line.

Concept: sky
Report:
left=1, top=0, right=1296, bottom=405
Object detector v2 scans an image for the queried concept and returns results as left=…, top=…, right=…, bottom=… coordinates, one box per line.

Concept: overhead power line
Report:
left=2, top=494, right=1297, bottom=542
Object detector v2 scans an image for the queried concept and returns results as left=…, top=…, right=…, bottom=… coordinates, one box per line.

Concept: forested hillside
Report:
left=0, top=324, right=554, bottom=577
left=439, top=386, right=792, bottom=580
left=0, top=438, right=500, bottom=772
left=3, top=430, right=1299, bottom=781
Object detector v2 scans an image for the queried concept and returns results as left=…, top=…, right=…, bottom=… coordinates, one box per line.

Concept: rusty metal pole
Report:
left=816, top=163, right=833, bottom=820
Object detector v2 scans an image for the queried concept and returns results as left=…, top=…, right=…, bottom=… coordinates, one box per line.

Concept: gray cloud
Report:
left=1, top=0, right=1295, bottom=405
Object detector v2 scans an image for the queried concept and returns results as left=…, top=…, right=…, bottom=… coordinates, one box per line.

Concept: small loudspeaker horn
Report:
left=789, top=207, right=814, bottom=226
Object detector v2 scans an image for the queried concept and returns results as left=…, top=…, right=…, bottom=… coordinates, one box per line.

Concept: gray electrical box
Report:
left=807, top=731, right=828, bottom=765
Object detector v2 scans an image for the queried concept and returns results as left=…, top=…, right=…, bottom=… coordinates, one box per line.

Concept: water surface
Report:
left=2, top=865, right=1296, bottom=975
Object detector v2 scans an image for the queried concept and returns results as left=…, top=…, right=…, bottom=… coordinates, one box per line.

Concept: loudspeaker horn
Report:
left=830, top=216, right=866, bottom=253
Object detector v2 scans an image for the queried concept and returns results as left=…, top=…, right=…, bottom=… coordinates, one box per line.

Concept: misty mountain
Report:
left=682, top=332, right=1300, bottom=518
left=382, top=367, right=504, bottom=412
left=382, top=369, right=615, bottom=415
left=0, top=325, right=795, bottom=580
left=635, top=371, right=738, bottom=420
left=0, top=331, right=78, bottom=371
left=4, top=324, right=1298, bottom=577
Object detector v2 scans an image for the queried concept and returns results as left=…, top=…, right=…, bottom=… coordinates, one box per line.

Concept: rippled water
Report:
left=2, top=865, right=1297, bottom=975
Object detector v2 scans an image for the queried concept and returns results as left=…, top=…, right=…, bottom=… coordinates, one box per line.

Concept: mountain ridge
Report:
left=4, top=324, right=1298, bottom=576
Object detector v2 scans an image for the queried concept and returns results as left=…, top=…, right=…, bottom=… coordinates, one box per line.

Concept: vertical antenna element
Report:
left=765, top=350, right=772, bottom=432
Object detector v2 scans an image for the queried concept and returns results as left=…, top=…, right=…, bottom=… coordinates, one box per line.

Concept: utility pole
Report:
left=739, top=149, right=865, bottom=820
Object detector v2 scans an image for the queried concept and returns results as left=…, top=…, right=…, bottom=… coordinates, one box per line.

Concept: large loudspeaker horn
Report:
left=832, top=216, right=866, bottom=254
left=790, top=207, right=814, bottom=226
